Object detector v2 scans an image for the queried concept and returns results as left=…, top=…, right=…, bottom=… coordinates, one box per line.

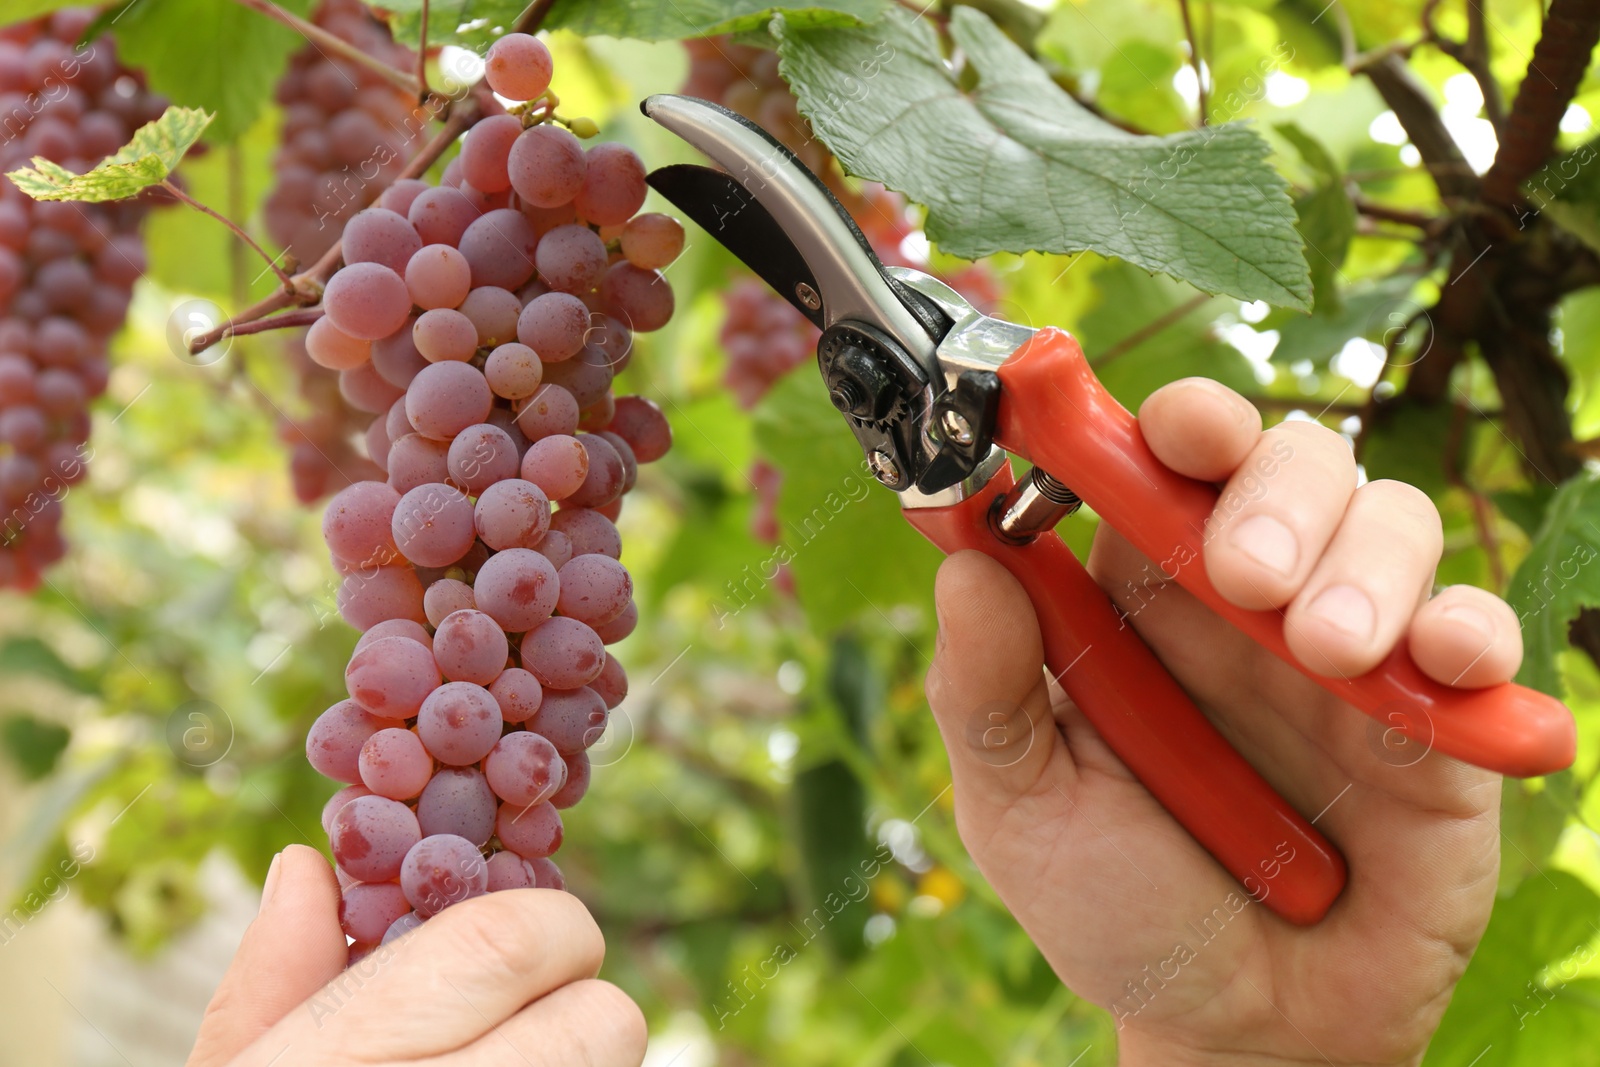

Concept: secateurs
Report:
left=639, top=93, right=1576, bottom=926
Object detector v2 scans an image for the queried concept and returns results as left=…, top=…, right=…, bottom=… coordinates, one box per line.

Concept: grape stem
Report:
left=159, top=180, right=295, bottom=290
left=229, top=0, right=422, bottom=98
left=185, top=89, right=493, bottom=355
left=224, top=307, right=325, bottom=338
left=512, top=0, right=560, bottom=33
left=416, top=0, right=431, bottom=105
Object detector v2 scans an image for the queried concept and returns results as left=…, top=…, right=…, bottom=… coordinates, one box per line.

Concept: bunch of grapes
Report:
left=303, top=31, right=678, bottom=954
left=682, top=38, right=1003, bottom=409
left=0, top=9, right=167, bottom=588
left=265, top=0, right=432, bottom=504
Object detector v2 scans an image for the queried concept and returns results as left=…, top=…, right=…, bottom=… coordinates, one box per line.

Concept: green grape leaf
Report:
left=1506, top=470, right=1600, bottom=697
left=6, top=106, right=212, bottom=202
left=103, top=0, right=312, bottom=144
left=1277, top=125, right=1353, bottom=314
left=1422, top=871, right=1600, bottom=1067
left=0, top=714, right=71, bottom=783
left=775, top=7, right=1312, bottom=309
left=379, top=0, right=888, bottom=48
left=1269, top=273, right=1418, bottom=370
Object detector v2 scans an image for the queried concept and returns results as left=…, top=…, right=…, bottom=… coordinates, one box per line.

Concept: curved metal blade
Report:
left=640, top=94, right=943, bottom=369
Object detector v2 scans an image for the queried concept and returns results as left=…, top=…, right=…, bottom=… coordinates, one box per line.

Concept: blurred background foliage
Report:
left=4, top=0, right=1600, bottom=1064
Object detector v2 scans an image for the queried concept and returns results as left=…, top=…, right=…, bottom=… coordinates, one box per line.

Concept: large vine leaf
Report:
left=775, top=7, right=1312, bottom=310
left=101, top=0, right=312, bottom=144
left=380, top=0, right=887, bottom=49
left=6, top=106, right=212, bottom=202
left=1506, top=470, right=1600, bottom=697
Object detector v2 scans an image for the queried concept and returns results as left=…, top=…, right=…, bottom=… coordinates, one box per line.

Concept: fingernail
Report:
left=1442, top=602, right=1495, bottom=643
left=259, top=851, right=283, bottom=915
left=1307, top=584, right=1376, bottom=640
left=1229, top=515, right=1299, bottom=577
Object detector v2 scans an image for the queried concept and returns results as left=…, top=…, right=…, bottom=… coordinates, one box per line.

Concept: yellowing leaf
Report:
left=6, top=106, right=212, bottom=203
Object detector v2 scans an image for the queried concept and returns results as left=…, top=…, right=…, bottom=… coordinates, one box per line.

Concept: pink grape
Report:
left=508, top=124, right=585, bottom=208
left=548, top=507, right=620, bottom=559
left=592, top=601, right=637, bottom=645
left=405, top=244, right=472, bottom=310
left=359, top=727, right=433, bottom=800
left=608, top=396, right=671, bottom=463
left=566, top=434, right=625, bottom=508
left=417, top=681, right=503, bottom=764
left=519, top=434, right=588, bottom=500
left=338, top=565, right=427, bottom=630
left=339, top=362, right=406, bottom=414
left=599, top=262, right=674, bottom=332
left=344, top=635, right=441, bottom=718
left=573, top=142, right=646, bottom=226
left=538, top=529, right=574, bottom=570
left=620, top=213, right=684, bottom=270
left=485, top=343, right=542, bottom=399
left=515, top=291, right=588, bottom=362
left=458, top=286, right=522, bottom=347
left=530, top=686, right=607, bottom=755
left=551, top=751, right=591, bottom=808
left=473, top=547, right=559, bottom=632
left=405, top=361, right=492, bottom=440
left=474, top=478, right=550, bottom=550
left=413, top=308, right=479, bottom=363
left=341, top=882, right=411, bottom=943
left=372, top=322, right=429, bottom=388
left=447, top=423, right=519, bottom=494
left=459, top=208, right=539, bottom=291
left=434, top=608, right=510, bottom=686
left=485, top=730, right=566, bottom=806
left=323, top=262, right=411, bottom=341
left=408, top=185, right=481, bottom=247
left=590, top=653, right=627, bottom=709
left=416, top=767, right=497, bottom=846
left=382, top=911, right=424, bottom=944
left=529, top=857, right=566, bottom=890
left=380, top=179, right=430, bottom=216
left=321, top=783, right=372, bottom=835
left=356, top=618, right=433, bottom=653
left=534, top=224, right=606, bottom=293
left=486, top=850, right=538, bottom=891
left=556, top=554, right=632, bottom=626
left=495, top=800, right=563, bottom=859
left=342, top=208, right=422, bottom=274
left=459, top=113, right=521, bottom=194
left=306, top=315, right=371, bottom=370
left=307, top=699, right=403, bottom=783
left=539, top=346, right=613, bottom=408
left=514, top=384, right=580, bottom=442
left=400, top=833, right=488, bottom=917
left=519, top=616, right=605, bottom=689
left=485, top=33, right=553, bottom=101
left=392, top=482, right=476, bottom=567
left=488, top=667, right=543, bottom=723
left=423, top=577, right=475, bottom=627
left=331, top=795, right=421, bottom=882
left=322, top=480, right=400, bottom=567
left=386, top=433, right=451, bottom=493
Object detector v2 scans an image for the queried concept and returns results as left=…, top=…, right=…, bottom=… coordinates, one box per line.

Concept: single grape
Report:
left=459, top=113, right=521, bottom=194
left=538, top=345, right=614, bottom=408
left=514, top=384, right=580, bottom=442
left=405, top=361, right=492, bottom=440
left=446, top=422, right=519, bottom=494
left=474, top=478, right=550, bottom=551
left=485, top=33, right=553, bottom=101
left=306, top=315, right=372, bottom=370
left=380, top=178, right=430, bottom=216
left=307, top=698, right=404, bottom=783
left=413, top=307, right=479, bottom=363
left=408, top=185, right=481, bottom=247
left=565, top=434, right=625, bottom=508
left=534, top=224, right=606, bottom=293
left=485, top=730, right=566, bottom=806
left=590, top=653, right=627, bottom=710
left=458, top=208, right=539, bottom=290
left=339, top=361, right=406, bottom=414
left=485, top=342, right=542, bottom=399
left=340, top=881, right=411, bottom=943
left=573, top=142, right=647, bottom=226
left=405, top=243, right=472, bottom=310
left=488, top=666, right=543, bottom=723
left=457, top=286, right=522, bottom=347
left=519, top=616, right=605, bottom=690
left=608, top=396, right=672, bottom=463
left=515, top=291, right=588, bottom=362
left=344, top=634, right=441, bottom=718
left=599, top=261, right=674, bottom=332
left=322, top=480, right=401, bottom=568
left=472, top=547, right=559, bottom=632
left=330, top=795, right=421, bottom=882
left=359, top=727, right=433, bottom=800
left=508, top=124, right=585, bottom=208
left=323, top=262, right=412, bottom=341
left=416, top=766, right=497, bottom=846
left=529, top=685, right=607, bottom=755
left=495, top=800, right=563, bottom=859
left=381, top=910, right=424, bottom=944
left=519, top=434, right=588, bottom=500
left=337, top=565, right=427, bottom=630
left=529, top=857, right=566, bottom=890
left=320, top=783, right=372, bottom=835
left=342, top=208, right=422, bottom=274
left=433, top=608, right=510, bottom=686
left=538, top=529, right=574, bottom=570
left=620, top=213, right=684, bottom=270
left=372, top=321, right=429, bottom=388
left=423, top=577, right=476, bottom=627
left=392, top=481, right=477, bottom=567
left=592, top=600, right=637, bottom=645
left=485, top=850, right=537, bottom=891
left=386, top=433, right=451, bottom=493
left=556, top=554, right=632, bottom=626
left=417, top=681, right=503, bottom=765
left=550, top=750, right=591, bottom=808
left=355, top=617, right=433, bottom=653
left=400, top=833, right=488, bottom=917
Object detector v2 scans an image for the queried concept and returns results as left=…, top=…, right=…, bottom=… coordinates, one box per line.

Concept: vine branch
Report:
left=1090, top=293, right=1211, bottom=369
left=159, top=180, right=294, bottom=290
left=230, top=0, right=422, bottom=98
left=416, top=0, right=430, bottom=104
left=1178, top=0, right=1208, bottom=125
left=1353, top=52, right=1479, bottom=199
left=512, top=0, right=561, bottom=34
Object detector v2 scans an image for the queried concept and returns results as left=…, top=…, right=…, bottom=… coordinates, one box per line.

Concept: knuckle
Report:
left=1359, top=479, right=1442, bottom=549
left=577, top=979, right=648, bottom=1059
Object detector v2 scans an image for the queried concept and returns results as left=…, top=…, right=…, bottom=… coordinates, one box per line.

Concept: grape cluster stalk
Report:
left=304, top=30, right=679, bottom=957
left=0, top=8, right=168, bottom=589
left=268, top=0, right=429, bottom=504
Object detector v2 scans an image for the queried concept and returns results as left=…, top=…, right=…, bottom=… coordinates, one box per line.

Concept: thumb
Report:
left=926, top=551, right=1074, bottom=825
left=187, top=844, right=348, bottom=1067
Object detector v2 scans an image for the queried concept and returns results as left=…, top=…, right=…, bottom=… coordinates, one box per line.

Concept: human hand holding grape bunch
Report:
left=925, top=377, right=1518, bottom=1066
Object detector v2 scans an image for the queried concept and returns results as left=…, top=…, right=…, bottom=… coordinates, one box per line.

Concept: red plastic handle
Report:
left=993, top=328, right=1576, bottom=779
left=905, top=468, right=1348, bottom=925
